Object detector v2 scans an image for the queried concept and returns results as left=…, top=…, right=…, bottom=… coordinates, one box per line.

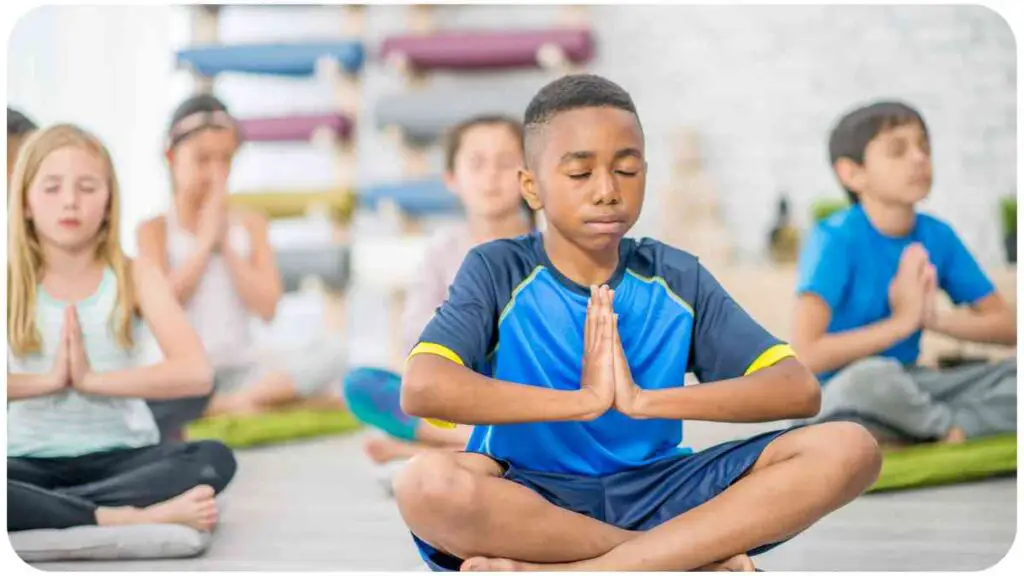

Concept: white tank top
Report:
left=7, top=267, right=161, bottom=457
left=165, top=206, right=254, bottom=368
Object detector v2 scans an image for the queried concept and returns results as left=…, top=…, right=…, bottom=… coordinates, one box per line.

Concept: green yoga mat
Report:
left=868, top=433, right=1017, bottom=493
left=184, top=409, right=363, bottom=448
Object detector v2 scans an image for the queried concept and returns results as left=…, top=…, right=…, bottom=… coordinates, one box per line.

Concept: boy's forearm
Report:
left=631, top=359, right=821, bottom=422
left=78, top=359, right=213, bottom=400
left=402, top=354, right=605, bottom=424
left=7, top=373, right=62, bottom=400
left=798, top=316, right=915, bottom=374
left=931, top=308, right=1016, bottom=346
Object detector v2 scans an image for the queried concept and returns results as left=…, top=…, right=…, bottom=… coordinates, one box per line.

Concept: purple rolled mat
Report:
left=379, top=28, right=594, bottom=71
left=238, top=113, right=353, bottom=143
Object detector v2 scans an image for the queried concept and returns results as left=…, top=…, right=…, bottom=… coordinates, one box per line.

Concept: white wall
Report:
left=7, top=4, right=193, bottom=256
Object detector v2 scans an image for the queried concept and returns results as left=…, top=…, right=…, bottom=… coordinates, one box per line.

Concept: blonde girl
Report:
left=7, top=124, right=236, bottom=532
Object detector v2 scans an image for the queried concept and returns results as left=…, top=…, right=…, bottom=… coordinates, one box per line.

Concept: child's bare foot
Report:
left=364, top=436, right=409, bottom=464
left=701, top=554, right=757, bottom=571
left=943, top=426, right=967, bottom=444
left=95, top=485, right=218, bottom=532
left=141, top=485, right=218, bottom=531
left=461, top=557, right=532, bottom=571
left=206, top=393, right=263, bottom=417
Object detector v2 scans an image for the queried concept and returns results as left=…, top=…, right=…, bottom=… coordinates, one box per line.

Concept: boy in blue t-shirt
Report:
left=794, top=100, right=1016, bottom=446
left=394, top=74, right=882, bottom=572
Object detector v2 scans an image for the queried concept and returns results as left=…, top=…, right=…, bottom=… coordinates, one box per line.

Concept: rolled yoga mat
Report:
left=276, top=243, right=351, bottom=293
left=228, top=190, right=356, bottom=223
left=379, top=28, right=594, bottom=71
left=239, top=113, right=354, bottom=143
left=868, top=433, right=1017, bottom=493
left=360, top=178, right=462, bottom=217
left=176, top=41, right=366, bottom=77
left=375, top=86, right=534, bottom=146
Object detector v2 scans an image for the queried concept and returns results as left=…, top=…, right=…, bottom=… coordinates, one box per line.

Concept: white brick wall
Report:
left=587, top=4, right=1015, bottom=265
left=213, top=4, right=1014, bottom=266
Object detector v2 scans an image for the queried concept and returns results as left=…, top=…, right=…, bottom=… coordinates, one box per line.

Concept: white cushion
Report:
left=9, top=524, right=211, bottom=562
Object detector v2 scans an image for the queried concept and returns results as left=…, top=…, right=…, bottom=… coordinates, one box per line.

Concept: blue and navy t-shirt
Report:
left=409, top=232, right=794, bottom=476
left=796, top=205, right=995, bottom=382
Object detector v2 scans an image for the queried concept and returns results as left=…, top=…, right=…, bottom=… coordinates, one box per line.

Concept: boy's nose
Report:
left=593, top=172, right=620, bottom=204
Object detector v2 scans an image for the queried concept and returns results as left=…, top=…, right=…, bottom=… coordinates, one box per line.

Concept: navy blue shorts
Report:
left=412, top=426, right=798, bottom=571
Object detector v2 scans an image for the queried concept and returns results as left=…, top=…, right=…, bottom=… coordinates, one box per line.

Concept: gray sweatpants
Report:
left=809, top=357, right=1017, bottom=443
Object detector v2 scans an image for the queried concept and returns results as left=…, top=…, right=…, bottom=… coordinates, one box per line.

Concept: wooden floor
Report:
left=30, top=421, right=1017, bottom=572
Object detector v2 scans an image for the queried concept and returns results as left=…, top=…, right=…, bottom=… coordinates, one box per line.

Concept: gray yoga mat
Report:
left=375, top=86, right=534, bottom=146
left=276, top=243, right=351, bottom=293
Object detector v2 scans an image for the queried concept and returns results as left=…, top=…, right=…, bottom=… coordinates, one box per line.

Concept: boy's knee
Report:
left=807, top=422, right=883, bottom=484
left=190, top=440, right=237, bottom=492
left=393, top=452, right=480, bottom=521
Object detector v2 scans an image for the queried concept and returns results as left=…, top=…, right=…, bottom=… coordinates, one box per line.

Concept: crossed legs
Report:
left=394, top=422, right=881, bottom=571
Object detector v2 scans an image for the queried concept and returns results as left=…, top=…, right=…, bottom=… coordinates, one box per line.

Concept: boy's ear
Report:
left=833, top=158, right=865, bottom=196
left=518, top=167, right=542, bottom=210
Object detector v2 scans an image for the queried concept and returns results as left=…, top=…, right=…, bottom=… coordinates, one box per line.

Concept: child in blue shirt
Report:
left=392, top=74, right=882, bottom=572
left=793, top=100, right=1016, bottom=446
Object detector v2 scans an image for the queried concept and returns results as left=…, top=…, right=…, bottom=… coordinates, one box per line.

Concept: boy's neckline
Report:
left=534, top=231, right=631, bottom=296
left=854, top=203, right=920, bottom=240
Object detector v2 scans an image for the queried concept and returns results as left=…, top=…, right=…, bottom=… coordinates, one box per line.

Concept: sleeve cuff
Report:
left=406, top=342, right=464, bottom=429
left=406, top=342, right=466, bottom=367
left=744, top=344, right=797, bottom=376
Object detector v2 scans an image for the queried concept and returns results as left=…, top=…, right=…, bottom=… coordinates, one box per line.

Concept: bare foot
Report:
left=96, top=485, right=218, bottom=531
left=364, top=436, right=432, bottom=464
left=943, top=426, right=967, bottom=444
left=700, top=554, right=757, bottom=571
left=140, top=485, right=218, bottom=531
left=364, top=436, right=410, bottom=464
left=206, top=393, right=264, bottom=417
left=461, top=557, right=532, bottom=571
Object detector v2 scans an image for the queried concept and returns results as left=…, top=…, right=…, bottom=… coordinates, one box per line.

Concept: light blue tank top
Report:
left=7, top=267, right=160, bottom=458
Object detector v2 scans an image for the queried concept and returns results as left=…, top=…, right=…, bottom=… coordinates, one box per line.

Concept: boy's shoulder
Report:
left=812, top=206, right=862, bottom=243
left=914, top=211, right=958, bottom=238
left=469, top=231, right=542, bottom=264
left=626, top=237, right=702, bottom=279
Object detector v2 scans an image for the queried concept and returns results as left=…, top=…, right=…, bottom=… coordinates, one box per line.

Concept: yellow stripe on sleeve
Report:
left=405, top=342, right=464, bottom=429
left=407, top=342, right=466, bottom=367
left=743, top=344, right=797, bottom=376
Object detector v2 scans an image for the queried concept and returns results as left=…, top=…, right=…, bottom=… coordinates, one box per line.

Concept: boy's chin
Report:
left=578, top=230, right=627, bottom=252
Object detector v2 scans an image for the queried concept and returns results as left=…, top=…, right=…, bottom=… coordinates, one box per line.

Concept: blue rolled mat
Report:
left=176, top=41, right=366, bottom=77
left=360, top=178, right=463, bottom=217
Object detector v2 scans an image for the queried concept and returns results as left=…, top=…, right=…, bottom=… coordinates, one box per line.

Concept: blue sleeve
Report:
left=795, top=224, right=850, bottom=310
left=689, top=264, right=794, bottom=383
left=410, top=249, right=498, bottom=372
left=934, top=225, right=995, bottom=306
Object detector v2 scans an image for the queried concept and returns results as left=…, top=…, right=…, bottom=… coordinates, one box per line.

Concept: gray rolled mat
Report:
left=276, top=243, right=351, bottom=293
left=375, top=86, right=534, bottom=146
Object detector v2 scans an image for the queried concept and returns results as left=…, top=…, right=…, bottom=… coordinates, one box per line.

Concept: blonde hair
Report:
left=7, top=124, right=136, bottom=356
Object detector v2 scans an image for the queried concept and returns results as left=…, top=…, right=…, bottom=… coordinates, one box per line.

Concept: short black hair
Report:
left=7, top=108, right=37, bottom=137
left=522, top=74, right=641, bottom=166
left=828, top=100, right=928, bottom=203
